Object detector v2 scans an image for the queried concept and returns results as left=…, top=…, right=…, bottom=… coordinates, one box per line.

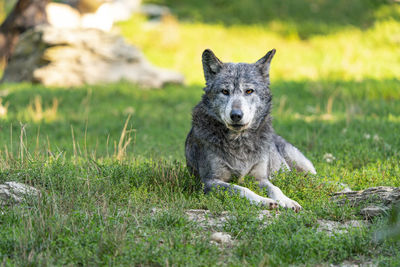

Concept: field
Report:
left=0, top=0, right=400, bottom=265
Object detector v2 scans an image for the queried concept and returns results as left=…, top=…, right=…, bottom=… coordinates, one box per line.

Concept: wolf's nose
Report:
left=230, top=109, right=243, bottom=122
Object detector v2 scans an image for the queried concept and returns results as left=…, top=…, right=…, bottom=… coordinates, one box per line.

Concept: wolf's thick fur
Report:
left=185, top=49, right=316, bottom=211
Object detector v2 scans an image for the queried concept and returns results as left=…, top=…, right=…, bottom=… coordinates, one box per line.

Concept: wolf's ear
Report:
left=255, top=49, right=276, bottom=82
left=202, top=49, right=223, bottom=84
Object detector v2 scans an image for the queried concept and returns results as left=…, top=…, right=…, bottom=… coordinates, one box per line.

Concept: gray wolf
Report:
left=185, top=49, right=316, bottom=211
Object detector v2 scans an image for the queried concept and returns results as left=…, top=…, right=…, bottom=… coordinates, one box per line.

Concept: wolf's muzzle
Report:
left=230, top=109, right=243, bottom=123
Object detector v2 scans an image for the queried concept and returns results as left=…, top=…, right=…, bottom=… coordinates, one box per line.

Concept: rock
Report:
left=47, top=1, right=141, bottom=32
left=150, top=207, right=159, bottom=214
left=185, top=209, right=275, bottom=229
left=185, top=209, right=231, bottom=229
left=107, top=0, right=142, bottom=22
left=0, top=182, right=40, bottom=206
left=46, top=3, right=81, bottom=29
left=317, top=220, right=365, bottom=236
left=81, top=3, right=115, bottom=31
left=257, top=209, right=273, bottom=220
left=186, top=209, right=370, bottom=239
left=360, top=206, right=389, bottom=219
left=210, top=232, right=232, bottom=245
left=332, top=186, right=400, bottom=206
left=47, top=2, right=114, bottom=32
left=332, top=186, right=400, bottom=218
left=329, top=259, right=376, bottom=267
left=1, top=25, right=184, bottom=88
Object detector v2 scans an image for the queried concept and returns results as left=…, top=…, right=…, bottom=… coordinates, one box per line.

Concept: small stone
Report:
left=337, top=187, right=352, bottom=194
left=337, top=183, right=352, bottom=192
left=185, top=209, right=278, bottom=229
left=150, top=207, right=159, bottom=213
left=323, top=153, right=336, bottom=163
left=329, top=259, right=377, bottom=267
left=210, top=232, right=232, bottom=245
left=185, top=209, right=230, bottom=228
left=0, top=182, right=40, bottom=206
left=373, top=134, right=380, bottom=142
left=317, top=219, right=365, bottom=236
left=258, top=209, right=272, bottom=220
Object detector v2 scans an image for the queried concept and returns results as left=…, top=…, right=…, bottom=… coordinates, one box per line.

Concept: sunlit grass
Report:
left=118, top=10, right=400, bottom=85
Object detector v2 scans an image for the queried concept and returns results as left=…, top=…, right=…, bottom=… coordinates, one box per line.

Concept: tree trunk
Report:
left=0, top=0, right=49, bottom=64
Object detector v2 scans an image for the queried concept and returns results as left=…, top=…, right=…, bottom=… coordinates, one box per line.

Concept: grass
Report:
left=1, top=0, right=400, bottom=265
left=144, top=0, right=400, bottom=38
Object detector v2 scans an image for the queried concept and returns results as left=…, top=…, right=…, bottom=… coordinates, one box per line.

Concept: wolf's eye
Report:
left=245, top=89, right=254, bottom=95
left=221, top=89, right=229, bottom=95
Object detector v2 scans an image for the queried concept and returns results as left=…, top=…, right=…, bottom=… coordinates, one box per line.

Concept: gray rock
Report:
left=185, top=209, right=275, bottom=229
left=0, top=182, right=40, bottom=206
left=46, top=3, right=82, bottom=29
left=329, top=259, right=377, bottom=267
left=108, top=0, right=142, bottom=22
left=2, top=25, right=184, bottom=88
left=317, top=219, right=365, bottom=236
left=360, top=206, right=389, bottom=219
left=332, top=186, right=400, bottom=218
left=185, top=209, right=231, bottom=229
left=257, top=209, right=273, bottom=220
left=210, top=232, right=232, bottom=245
left=185, top=209, right=368, bottom=238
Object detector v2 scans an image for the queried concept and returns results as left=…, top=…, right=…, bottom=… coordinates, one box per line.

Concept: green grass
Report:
left=1, top=0, right=400, bottom=265
left=144, top=0, right=399, bottom=38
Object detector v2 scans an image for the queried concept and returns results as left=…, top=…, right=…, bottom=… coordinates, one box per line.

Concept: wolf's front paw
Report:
left=259, top=197, right=279, bottom=210
left=276, top=197, right=302, bottom=212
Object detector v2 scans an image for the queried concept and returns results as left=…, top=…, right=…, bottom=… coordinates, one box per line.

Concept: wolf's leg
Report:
left=251, top=160, right=302, bottom=212
left=259, top=180, right=302, bottom=212
left=273, top=134, right=316, bottom=174
left=203, top=179, right=278, bottom=209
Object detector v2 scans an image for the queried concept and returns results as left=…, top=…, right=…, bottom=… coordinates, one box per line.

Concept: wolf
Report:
left=185, top=49, right=316, bottom=211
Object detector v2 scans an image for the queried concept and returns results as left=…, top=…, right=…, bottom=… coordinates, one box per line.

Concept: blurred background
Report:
left=119, top=0, right=400, bottom=84
left=1, top=0, right=400, bottom=84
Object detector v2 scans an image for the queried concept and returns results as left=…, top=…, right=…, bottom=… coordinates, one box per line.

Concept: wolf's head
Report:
left=201, top=49, right=275, bottom=132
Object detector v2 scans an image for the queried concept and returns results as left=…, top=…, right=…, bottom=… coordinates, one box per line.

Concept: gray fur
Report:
left=185, top=49, right=316, bottom=211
